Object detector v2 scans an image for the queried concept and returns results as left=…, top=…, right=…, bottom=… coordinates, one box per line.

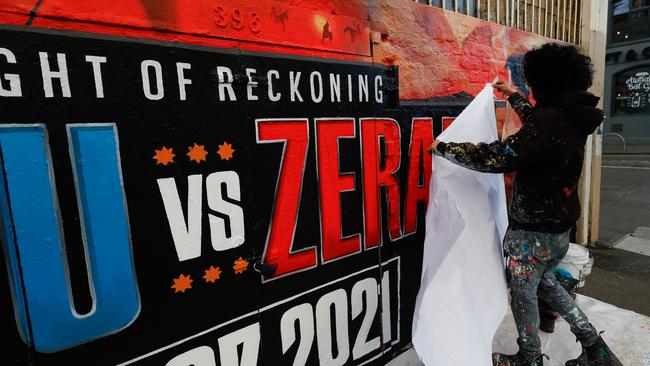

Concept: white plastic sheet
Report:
left=493, top=294, right=650, bottom=366
left=394, top=294, right=650, bottom=366
left=412, top=84, right=509, bottom=366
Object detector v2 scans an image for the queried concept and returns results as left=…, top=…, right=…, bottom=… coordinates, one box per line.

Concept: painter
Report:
left=429, top=43, right=622, bottom=366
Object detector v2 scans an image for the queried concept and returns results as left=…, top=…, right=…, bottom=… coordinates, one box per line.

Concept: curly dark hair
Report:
left=523, top=43, right=594, bottom=100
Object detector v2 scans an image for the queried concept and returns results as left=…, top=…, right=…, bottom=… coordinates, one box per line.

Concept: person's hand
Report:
left=428, top=140, right=441, bottom=153
left=493, top=80, right=517, bottom=97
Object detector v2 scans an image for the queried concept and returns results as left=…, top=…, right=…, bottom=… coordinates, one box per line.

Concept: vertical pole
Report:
left=524, top=0, right=528, bottom=31
left=551, top=0, right=555, bottom=38
left=573, top=0, right=580, bottom=43
left=545, top=0, right=549, bottom=36
left=579, top=135, right=594, bottom=244
left=497, top=0, right=501, bottom=24
left=532, top=0, right=536, bottom=34
left=561, top=0, right=568, bottom=41
left=587, top=0, right=607, bottom=246
left=568, top=0, right=573, bottom=42
left=537, top=0, right=542, bottom=34
left=488, top=0, right=492, bottom=21
left=576, top=0, right=607, bottom=245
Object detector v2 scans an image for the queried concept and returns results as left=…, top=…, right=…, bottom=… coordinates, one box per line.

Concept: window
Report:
left=632, top=0, right=650, bottom=8
left=613, top=14, right=630, bottom=41
left=629, top=9, right=650, bottom=38
left=614, top=66, right=650, bottom=114
left=611, top=0, right=650, bottom=43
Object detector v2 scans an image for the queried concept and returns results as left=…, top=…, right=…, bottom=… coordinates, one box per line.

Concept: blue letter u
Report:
left=0, top=124, right=140, bottom=352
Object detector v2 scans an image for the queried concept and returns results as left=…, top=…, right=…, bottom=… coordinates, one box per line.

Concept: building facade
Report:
left=604, top=0, right=650, bottom=151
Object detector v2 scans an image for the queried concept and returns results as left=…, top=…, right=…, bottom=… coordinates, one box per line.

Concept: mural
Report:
left=0, top=0, right=556, bottom=365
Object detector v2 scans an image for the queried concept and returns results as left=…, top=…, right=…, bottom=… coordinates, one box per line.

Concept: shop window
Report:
left=629, top=9, right=650, bottom=38
left=612, top=14, right=630, bottom=42
left=611, top=1, right=650, bottom=43
left=614, top=66, right=650, bottom=114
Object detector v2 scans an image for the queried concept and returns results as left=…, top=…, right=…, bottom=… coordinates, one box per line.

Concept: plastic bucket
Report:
left=556, top=243, right=593, bottom=288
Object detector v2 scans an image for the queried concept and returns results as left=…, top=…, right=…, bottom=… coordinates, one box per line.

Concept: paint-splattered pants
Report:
left=504, top=229, right=598, bottom=362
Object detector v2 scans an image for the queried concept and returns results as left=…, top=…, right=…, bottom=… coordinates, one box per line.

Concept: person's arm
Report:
left=493, top=80, right=535, bottom=122
left=433, top=139, right=519, bottom=173
left=508, top=92, right=534, bottom=122
left=430, top=118, right=545, bottom=174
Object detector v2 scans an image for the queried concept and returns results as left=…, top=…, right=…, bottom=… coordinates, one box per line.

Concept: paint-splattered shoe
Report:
left=492, top=352, right=545, bottom=366
left=564, top=336, right=622, bottom=366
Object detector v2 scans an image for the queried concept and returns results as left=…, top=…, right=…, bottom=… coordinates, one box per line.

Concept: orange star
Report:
left=153, top=146, right=175, bottom=166
left=233, top=257, right=249, bottom=275
left=217, top=141, right=235, bottom=161
left=187, top=143, right=208, bottom=164
left=171, top=273, right=193, bottom=293
left=203, top=266, right=222, bottom=283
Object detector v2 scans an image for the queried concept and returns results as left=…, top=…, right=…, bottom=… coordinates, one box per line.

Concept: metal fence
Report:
left=415, top=0, right=583, bottom=44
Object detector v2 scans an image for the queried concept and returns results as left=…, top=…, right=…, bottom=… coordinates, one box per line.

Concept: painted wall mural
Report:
left=0, top=0, right=556, bottom=365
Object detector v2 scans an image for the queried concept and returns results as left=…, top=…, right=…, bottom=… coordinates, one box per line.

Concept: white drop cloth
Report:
left=393, top=295, right=650, bottom=366
left=493, top=294, right=650, bottom=366
left=412, top=84, right=509, bottom=366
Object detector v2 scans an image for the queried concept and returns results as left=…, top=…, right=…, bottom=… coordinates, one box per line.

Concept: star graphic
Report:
left=187, top=143, right=208, bottom=164
left=217, top=141, right=235, bottom=161
left=153, top=146, right=175, bottom=166
left=233, top=257, right=249, bottom=275
left=171, top=273, right=193, bottom=293
left=203, top=266, right=222, bottom=283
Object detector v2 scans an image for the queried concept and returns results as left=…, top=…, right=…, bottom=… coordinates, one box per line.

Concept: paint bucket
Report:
left=556, top=243, right=593, bottom=288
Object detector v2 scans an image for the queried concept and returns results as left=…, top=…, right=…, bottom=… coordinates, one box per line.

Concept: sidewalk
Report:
left=603, top=145, right=650, bottom=154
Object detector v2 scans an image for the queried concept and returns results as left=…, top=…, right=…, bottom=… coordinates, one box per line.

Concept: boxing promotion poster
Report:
left=0, top=28, right=464, bottom=365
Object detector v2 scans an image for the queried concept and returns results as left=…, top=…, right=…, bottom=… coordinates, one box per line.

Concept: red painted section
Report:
left=404, top=118, right=434, bottom=236
left=361, top=118, right=402, bottom=247
left=30, top=17, right=244, bottom=49
left=316, top=119, right=361, bottom=262
left=0, top=0, right=370, bottom=58
left=441, top=117, right=456, bottom=131
left=25, top=16, right=373, bottom=62
left=0, top=11, right=29, bottom=24
left=257, top=119, right=317, bottom=278
left=371, top=1, right=555, bottom=99
left=0, top=0, right=557, bottom=99
left=0, top=0, right=31, bottom=24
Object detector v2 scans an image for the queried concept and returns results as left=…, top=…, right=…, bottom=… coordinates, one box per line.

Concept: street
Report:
left=578, top=154, right=650, bottom=316
left=598, top=155, right=650, bottom=246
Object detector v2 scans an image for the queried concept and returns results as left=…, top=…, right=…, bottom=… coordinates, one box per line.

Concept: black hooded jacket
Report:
left=435, top=91, right=603, bottom=233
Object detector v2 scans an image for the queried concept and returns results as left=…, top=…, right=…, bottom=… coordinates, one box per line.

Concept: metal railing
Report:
left=416, top=0, right=583, bottom=45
